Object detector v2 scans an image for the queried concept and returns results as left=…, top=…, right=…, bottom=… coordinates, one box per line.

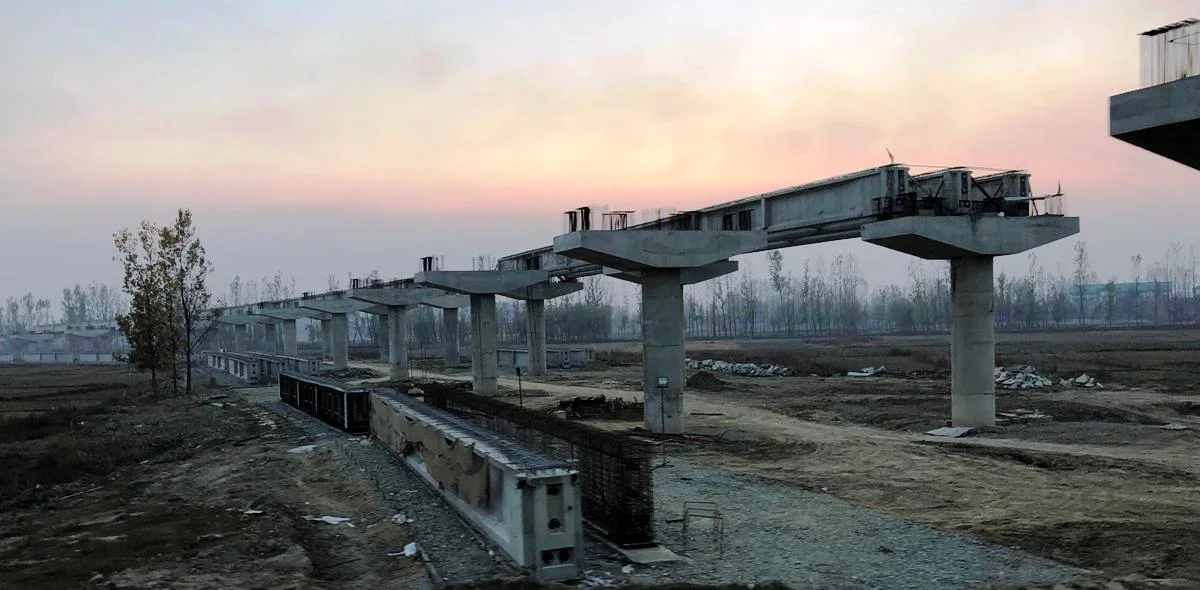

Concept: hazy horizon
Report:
left=2, top=0, right=1197, bottom=308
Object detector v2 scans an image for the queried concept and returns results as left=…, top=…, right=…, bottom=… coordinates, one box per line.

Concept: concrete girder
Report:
left=604, top=260, right=739, bottom=286
left=860, top=216, right=1080, bottom=260
left=415, top=270, right=550, bottom=295
left=420, top=294, right=469, bottom=309
left=254, top=307, right=329, bottom=321
left=299, top=299, right=373, bottom=315
left=215, top=315, right=264, bottom=326
left=501, top=281, right=583, bottom=301
left=1110, top=74, right=1200, bottom=171
left=349, top=287, right=448, bottom=307
left=553, top=230, right=767, bottom=272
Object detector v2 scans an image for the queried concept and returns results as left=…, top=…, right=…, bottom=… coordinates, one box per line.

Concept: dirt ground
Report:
left=365, top=328, right=1200, bottom=587
left=0, top=364, right=425, bottom=590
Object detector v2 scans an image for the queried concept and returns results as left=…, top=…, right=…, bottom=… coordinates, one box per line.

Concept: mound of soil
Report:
left=686, top=370, right=727, bottom=391
left=316, top=367, right=380, bottom=380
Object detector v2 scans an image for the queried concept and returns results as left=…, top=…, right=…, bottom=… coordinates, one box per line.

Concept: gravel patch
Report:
left=236, top=387, right=511, bottom=585
left=625, top=458, right=1083, bottom=589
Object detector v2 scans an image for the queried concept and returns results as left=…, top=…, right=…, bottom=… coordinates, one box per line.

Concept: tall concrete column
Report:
left=281, top=319, right=298, bottom=356
left=642, top=269, right=684, bottom=434
left=951, top=256, right=996, bottom=427
left=526, top=299, right=546, bottom=376
left=469, top=294, right=498, bottom=395
left=320, top=319, right=332, bottom=360
left=234, top=324, right=248, bottom=353
left=386, top=306, right=409, bottom=380
left=443, top=308, right=460, bottom=367
left=376, top=314, right=389, bottom=362
left=263, top=322, right=278, bottom=354
left=330, top=313, right=349, bottom=370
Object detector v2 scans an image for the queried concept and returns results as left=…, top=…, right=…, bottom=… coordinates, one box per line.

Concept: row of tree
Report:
left=1, top=283, right=126, bottom=335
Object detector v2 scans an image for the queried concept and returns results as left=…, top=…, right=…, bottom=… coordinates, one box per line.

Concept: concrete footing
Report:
left=641, top=269, right=684, bottom=434
left=951, top=256, right=996, bottom=427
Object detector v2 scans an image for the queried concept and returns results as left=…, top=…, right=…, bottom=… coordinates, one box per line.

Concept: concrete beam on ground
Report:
left=415, top=270, right=550, bottom=295
left=553, top=230, right=767, bottom=272
left=860, top=216, right=1080, bottom=260
left=604, top=260, right=739, bottom=286
left=1110, top=73, right=1200, bottom=171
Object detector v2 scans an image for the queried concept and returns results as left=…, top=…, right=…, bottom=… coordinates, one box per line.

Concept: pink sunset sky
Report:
left=0, top=0, right=1196, bottom=301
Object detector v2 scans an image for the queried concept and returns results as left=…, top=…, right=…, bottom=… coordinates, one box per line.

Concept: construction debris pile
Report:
left=847, top=365, right=887, bottom=377
left=317, top=367, right=381, bottom=380
left=685, top=358, right=795, bottom=377
left=994, top=366, right=1053, bottom=389
left=994, top=366, right=1103, bottom=390
left=554, top=395, right=644, bottom=420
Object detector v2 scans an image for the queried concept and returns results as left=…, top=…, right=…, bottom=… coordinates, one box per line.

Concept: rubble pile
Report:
left=684, top=358, right=795, bottom=377
left=994, top=366, right=1053, bottom=389
left=554, top=395, right=643, bottom=420
left=994, top=366, right=1103, bottom=390
left=685, top=370, right=727, bottom=391
left=1062, top=373, right=1103, bottom=389
left=317, top=367, right=381, bottom=380
left=847, top=365, right=887, bottom=377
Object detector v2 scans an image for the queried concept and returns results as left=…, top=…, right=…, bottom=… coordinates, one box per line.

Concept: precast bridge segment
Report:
left=211, top=164, right=1078, bottom=432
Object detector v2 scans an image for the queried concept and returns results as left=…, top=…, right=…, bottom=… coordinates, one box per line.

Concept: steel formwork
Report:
left=417, top=383, right=657, bottom=547
left=279, top=371, right=371, bottom=434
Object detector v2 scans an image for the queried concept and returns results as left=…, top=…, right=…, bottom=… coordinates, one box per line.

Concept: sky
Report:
left=1, top=0, right=1197, bottom=307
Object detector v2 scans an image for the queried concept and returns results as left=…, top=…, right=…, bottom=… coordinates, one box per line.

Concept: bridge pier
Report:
left=863, top=215, right=1079, bottom=427
left=301, top=299, right=372, bottom=371
left=503, top=281, right=583, bottom=376
left=415, top=270, right=550, bottom=395
left=281, top=319, right=298, bottom=356
left=349, top=287, right=461, bottom=381
left=319, top=319, right=332, bottom=360
left=442, top=308, right=460, bottom=367
left=263, top=322, right=278, bottom=354
left=553, top=230, right=766, bottom=433
left=234, top=324, right=248, bottom=353
left=951, top=256, right=996, bottom=427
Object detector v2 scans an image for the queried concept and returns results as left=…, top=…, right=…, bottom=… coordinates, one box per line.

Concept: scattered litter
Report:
left=1161, top=423, right=1190, bottom=431
left=685, top=358, right=795, bottom=377
left=243, top=509, right=264, bottom=515
left=926, top=426, right=975, bottom=438
left=820, top=487, right=829, bottom=493
left=998, top=408, right=1052, bottom=422
left=209, top=402, right=225, bottom=407
left=403, top=542, right=418, bottom=557
left=599, top=379, right=623, bottom=388
left=408, top=387, right=424, bottom=395
left=288, top=444, right=318, bottom=454
left=1063, top=373, right=1103, bottom=389
left=847, top=365, right=887, bottom=377
left=391, top=513, right=414, bottom=524
left=304, top=515, right=354, bottom=527
left=622, top=564, right=634, bottom=574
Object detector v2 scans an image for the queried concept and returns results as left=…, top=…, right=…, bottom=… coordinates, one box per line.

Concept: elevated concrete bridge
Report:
left=211, top=162, right=1079, bottom=433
